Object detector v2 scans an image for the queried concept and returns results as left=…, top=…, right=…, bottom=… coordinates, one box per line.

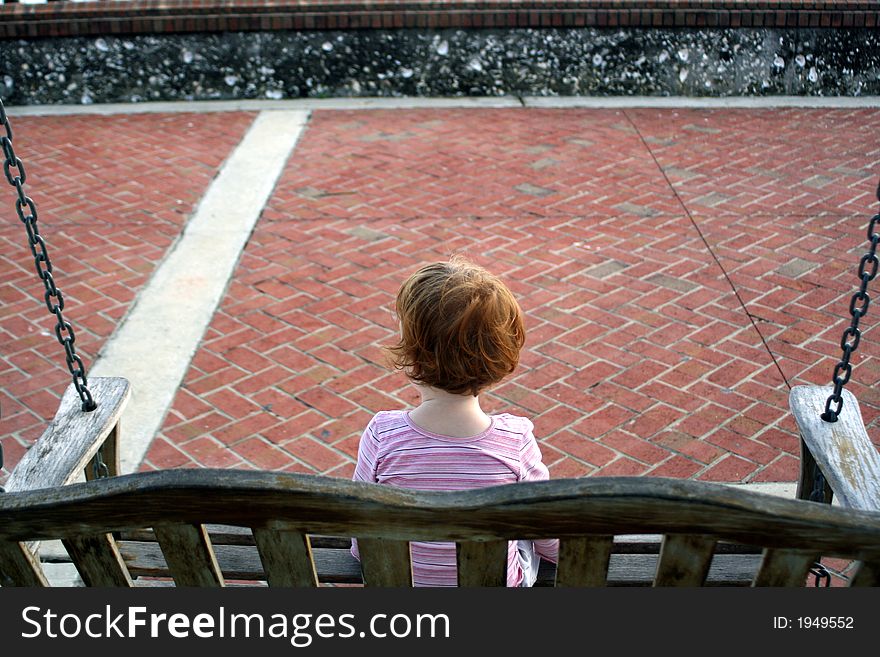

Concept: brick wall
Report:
left=1, top=1, right=878, bottom=39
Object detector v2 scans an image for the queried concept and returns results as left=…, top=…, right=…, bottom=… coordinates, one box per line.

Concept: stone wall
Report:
left=2, top=27, right=877, bottom=104
left=1, top=1, right=878, bottom=103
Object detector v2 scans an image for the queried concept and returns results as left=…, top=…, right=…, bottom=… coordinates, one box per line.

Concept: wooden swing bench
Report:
left=2, top=377, right=880, bottom=588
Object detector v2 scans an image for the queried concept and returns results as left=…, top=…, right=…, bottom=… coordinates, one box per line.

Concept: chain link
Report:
left=92, top=447, right=110, bottom=480
left=821, top=190, right=880, bottom=422
left=1, top=97, right=97, bottom=412
left=808, top=463, right=827, bottom=503
left=809, top=562, right=832, bottom=587
left=807, top=463, right=832, bottom=586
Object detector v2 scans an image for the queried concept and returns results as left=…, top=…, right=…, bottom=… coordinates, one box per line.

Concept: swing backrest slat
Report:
left=753, top=549, right=819, bottom=587
left=153, top=523, right=225, bottom=587
left=62, top=533, right=133, bottom=587
left=252, top=529, right=319, bottom=587
left=653, top=534, right=716, bottom=586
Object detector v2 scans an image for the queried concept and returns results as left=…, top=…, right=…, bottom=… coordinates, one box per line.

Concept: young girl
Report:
left=351, top=256, right=558, bottom=586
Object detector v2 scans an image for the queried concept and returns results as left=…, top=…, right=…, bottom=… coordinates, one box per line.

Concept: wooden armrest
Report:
left=790, top=385, right=880, bottom=512
left=5, top=377, right=130, bottom=493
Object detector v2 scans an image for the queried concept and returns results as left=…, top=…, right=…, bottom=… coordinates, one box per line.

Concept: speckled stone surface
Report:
left=1, top=28, right=878, bottom=104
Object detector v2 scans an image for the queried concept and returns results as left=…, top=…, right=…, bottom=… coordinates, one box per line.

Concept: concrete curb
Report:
left=88, top=110, right=309, bottom=474
left=5, top=95, right=880, bottom=117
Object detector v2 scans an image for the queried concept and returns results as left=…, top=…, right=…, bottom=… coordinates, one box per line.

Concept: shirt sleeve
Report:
left=352, top=415, right=381, bottom=484
left=351, top=415, right=382, bottom=561
left=519, top=418, right=559, bottom=564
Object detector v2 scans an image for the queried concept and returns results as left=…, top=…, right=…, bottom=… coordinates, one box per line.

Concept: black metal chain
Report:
left=821, top=185, right=880, bottom=423
left=808, top=467, right=832, bottom=586
left=809, top=562, right=832, bottom=587
left=809, top=466, right=827, bottom=503
left=92, top=450, right=110, bottom=479
left=1, top=97, right=97, bottom=412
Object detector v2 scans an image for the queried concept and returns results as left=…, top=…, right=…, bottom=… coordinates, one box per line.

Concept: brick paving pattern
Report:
left=2, top=107, right=878, bottom=494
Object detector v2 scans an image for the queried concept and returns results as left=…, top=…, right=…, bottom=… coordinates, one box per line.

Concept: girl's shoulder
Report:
left=367, top=410, right=409, bottom=434
left=491, top=413, right=535, bottom=437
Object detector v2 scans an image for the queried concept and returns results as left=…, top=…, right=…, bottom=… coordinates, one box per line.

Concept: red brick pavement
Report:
left=632, top=108, right=880, bottom=423
left=0, top=111, right=257, bottom=477
left=2, top=106, right=878, bottom=490
left=143, top=107, right=879, bottom=485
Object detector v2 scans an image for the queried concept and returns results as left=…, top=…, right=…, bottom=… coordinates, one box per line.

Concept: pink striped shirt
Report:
left=351, top=410, right=558, bottom=586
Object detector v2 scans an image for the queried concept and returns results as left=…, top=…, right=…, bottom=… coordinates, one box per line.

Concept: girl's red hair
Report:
left=387, top=257, right=525, bottom=396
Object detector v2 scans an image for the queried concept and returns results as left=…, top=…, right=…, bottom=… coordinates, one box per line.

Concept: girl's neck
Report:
left=407, top=385, right=491, bottom=438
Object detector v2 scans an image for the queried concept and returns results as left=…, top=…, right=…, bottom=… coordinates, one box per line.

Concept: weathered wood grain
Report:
left=555, top=536, right=613, bottom=587
left=600, top=554, right=759, bottom=587
left=6, top=378, right=130, bottom=493
left=753, top=549, right=817, bottom=587
left=63, top=534, right=132, bottom=587
left=0, top=540, right=49, bottom=586
left=790, top=385, right=880, bottom=511
left=252, top=529, right=317, bottom=587
left=153, top=524, right=224, bottom=587
left=121, top=527, right=352, bottom=551
left=116, top=540, right=762, bottom=587
left=119, top=541, right=363, bottom=583
left=654, top=534, right=716, bottom=586
left=850, top=562, right=880, bottom=587
left=3, top=470, right=880, bottom=587
left=3, top=472, right=879, bottom=561
left=457, top=540, right=508, bottom=586
left=357, top=538, right=411, bottom=587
